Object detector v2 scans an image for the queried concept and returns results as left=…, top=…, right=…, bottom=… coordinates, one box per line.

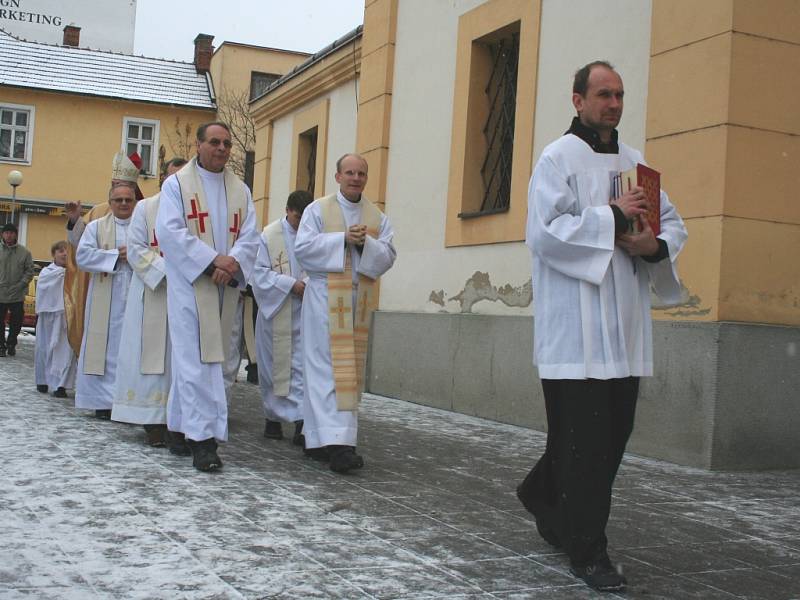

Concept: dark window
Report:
left=459, top=30, right=519, bottom=219
left=250, top=71, right=280, bottom=101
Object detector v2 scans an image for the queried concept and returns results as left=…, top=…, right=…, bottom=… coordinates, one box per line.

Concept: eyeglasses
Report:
left=206, top=138, right=233, bottom=149
left=111, top=198, right=136, bottom=204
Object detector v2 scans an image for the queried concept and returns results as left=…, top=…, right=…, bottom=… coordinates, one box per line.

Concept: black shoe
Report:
left=570, top=556, right=627, bottom=592
left=143, top=424, right=168, bottom=447
left=0, top=348, right=5, bottom=357
left=303, top=446, right=331, bottom=462
left=263, top=419, right=283, bottom=440
left=95, top=409, right=112, bottom=420
left=53, top=387, right=67, bottom=398
left=6, top=346, right=15, bottom=356
left=292, top=420, right=305, bottom=446
left=329, top=446, right=364, bottom=474
left=188, top=438, right=223, bottom=472
left=515, top=483, right=561, bottom=548
left=245, top=363, right=259, bottom=384
left=168, top=431, right=192, bottom=456
left=37, top=384, right=49, bottom=393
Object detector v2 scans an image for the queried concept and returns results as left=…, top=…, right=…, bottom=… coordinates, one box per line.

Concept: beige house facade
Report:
left=256, top=0, right=799, bottom=470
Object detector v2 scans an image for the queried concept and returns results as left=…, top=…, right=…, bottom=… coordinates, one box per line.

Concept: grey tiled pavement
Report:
left=2, top=333, right=800, bottom=599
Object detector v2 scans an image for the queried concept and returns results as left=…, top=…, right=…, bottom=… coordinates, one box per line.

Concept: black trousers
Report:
left=0, top=301, right=24, bottom=349
left=519, top=377, right=638, bottom=566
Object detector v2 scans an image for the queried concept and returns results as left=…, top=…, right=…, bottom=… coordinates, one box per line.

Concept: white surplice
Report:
left=251, top=217, right=305, bottom=423
left=34, top=263, right=76, bottom=390
left=156, top=167, right=258, bottom=442
left=74, top=216, right=133, bottom=409
left=526, top=134, right=688, bottom=380
left=112, top=197, right=171, bottom=425
left=294, top=192, right=396, bottom=449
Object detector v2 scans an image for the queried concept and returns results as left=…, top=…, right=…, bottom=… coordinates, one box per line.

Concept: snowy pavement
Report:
left=2, top=332, right=800, bottom=599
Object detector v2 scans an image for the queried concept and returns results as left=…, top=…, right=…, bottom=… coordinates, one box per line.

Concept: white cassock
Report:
left=112, top=198, right=170, bottom=425
left=74, top=217, right=133, bottom=409
left=34, top=263, right=76, bottom=390
left=251, top=217, right=305, bottom=423
left=294, top=191, right=396, bottom=449
left=156, top=168, right=258, bottom=442
left=526, top=134, right=688, bottom=379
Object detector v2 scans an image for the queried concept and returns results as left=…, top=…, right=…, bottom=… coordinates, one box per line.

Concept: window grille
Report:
left=250, top=72, right=280, bottom=101
left=462, top=32, right=519, bottom=218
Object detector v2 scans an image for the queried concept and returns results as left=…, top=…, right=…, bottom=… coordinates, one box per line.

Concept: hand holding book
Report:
left=611, top=163, right=661, bottom=236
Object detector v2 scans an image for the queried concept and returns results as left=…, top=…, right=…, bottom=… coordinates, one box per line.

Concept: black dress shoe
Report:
left=303, top=446, right=331, bottom=462
left=570, top=556, right=627, bottom=592
left=263, top=419, right=283, bottom=440
left=168, top=431, right=192, bottom=456
left=329, top=446, right=364, bottom=474
left=53, top=387, right=67, bottom=398
left=6, top=346, right=15, bottom=356
left=292, top=420, right=305, bottom=446
left=37, top=384, right=49, bottom=393
left=95, top=409, right=112, bottom=420
left=143, top=424, right=168, bottom=447
left=188, top=438, right=223, bottom=472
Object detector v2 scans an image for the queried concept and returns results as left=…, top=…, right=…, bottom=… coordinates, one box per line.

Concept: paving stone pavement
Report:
left=2, top=333, right=800, bottom=600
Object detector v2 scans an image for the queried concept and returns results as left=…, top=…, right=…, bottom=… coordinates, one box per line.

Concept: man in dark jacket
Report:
left=0, top=223, right=35, bottom=357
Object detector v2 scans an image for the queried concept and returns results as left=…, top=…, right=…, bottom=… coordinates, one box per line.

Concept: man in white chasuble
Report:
left=295, top=154, right=396, bottom=474
left=520, top=61, right=688, bottom=592
left=156, top=123, right=258, bottom=472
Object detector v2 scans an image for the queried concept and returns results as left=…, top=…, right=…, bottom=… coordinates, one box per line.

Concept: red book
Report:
left=619, top=163, right=661, bottom=236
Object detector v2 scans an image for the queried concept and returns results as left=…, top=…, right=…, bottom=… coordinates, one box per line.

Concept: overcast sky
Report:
left=133, top=0, right=364, bottom=61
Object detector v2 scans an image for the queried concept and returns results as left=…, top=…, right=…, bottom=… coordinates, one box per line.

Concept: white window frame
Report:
left=121, top=116, right=160, bottom=177
left=0, top=102, right=35, bottom=165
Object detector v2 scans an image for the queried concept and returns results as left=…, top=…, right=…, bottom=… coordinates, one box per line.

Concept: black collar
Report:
left=565, top=116, right=619, bottom=154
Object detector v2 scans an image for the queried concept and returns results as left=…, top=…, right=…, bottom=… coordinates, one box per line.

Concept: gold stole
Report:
left=83, top=213, right=116, bottom=375
left=137, top=194, right=168, bottom=375
left=176, top=157, right=246, bottom=364
left=319, top=194, right=382, bottom=411
left=264, top=219, right=293, bottom=397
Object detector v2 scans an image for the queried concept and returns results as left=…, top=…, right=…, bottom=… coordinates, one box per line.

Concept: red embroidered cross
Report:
left=187, top=197, right=208, bottom=234
left=150, top=230, right=163, bottom=257
left=229, top=211, right=241, bottom=242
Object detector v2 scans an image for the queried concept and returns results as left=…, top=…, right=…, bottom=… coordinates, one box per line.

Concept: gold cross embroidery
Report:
left=359, top=291, right=370, bottom=323
left=330, top=297, right=351, bottom=329
left=272, top=251, right=290, bottom=274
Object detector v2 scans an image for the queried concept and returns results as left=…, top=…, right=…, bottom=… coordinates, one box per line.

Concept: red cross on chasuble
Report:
left=186, top=197, right=209, bottom=234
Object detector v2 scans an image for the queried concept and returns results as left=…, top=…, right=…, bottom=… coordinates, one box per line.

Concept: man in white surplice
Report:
left=34, top=240, right=76, bottom=398
left=112, top=158, right=188, bottom=450
left=74, top=183, right=137, bottom=419
left=252, top=189, right=313, bottom=445
left=295, top=154, right=396, bottom=473
left=518, top=61, right=688, bottom=593
left=156, top=122, right=258, bottom=472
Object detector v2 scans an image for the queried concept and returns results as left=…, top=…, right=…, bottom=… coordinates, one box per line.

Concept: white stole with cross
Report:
left=318, top=194, right=383, bottom=411
left=83, top=212, right=117, bottom=375
left=175, top=157, right=246, bottom=364
left=263, top=218, right=294, bottom=397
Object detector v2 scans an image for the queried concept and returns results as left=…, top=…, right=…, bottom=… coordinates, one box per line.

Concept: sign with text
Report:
left=0, top=0, right=136, bottom=53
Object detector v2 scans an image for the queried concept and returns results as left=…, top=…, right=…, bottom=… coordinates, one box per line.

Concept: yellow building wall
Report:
left=647, top=0, right=800, bottom=326
left=0, top=86, right=215, bottom=261
left=210, top=44, right=309, bottom=97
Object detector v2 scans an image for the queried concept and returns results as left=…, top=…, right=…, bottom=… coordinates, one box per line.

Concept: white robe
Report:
left=112, top=198, right=171, bottom=425
left=525, top=134, right=688, bottom=380
left=294, top=192, right=397, bottom=449
left=252, top=217, right=305, bottom=423
left=156, top=166, right=258, bottom=442
left=74, top=217, right=133, bottom=409
left=34, top=263, right=76, bottom=390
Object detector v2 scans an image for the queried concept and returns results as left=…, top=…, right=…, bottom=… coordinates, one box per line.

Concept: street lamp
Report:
left=7, top=170, right=23, bottom=223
